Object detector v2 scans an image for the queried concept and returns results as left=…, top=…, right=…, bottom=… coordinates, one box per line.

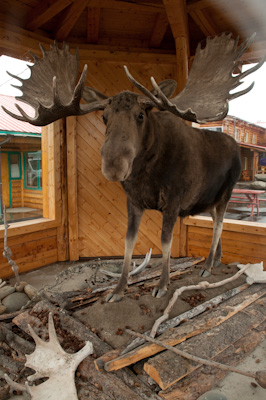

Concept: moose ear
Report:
left=82, top=86, right=108, bottom=103
left=151, top=79, right=177, bottom=99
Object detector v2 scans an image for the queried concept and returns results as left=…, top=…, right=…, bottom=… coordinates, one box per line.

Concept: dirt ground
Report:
left=70, top=259, right=246, bottom=349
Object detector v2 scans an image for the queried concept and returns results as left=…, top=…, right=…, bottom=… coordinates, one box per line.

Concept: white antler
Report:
left=5, top=312, right=93, bottom=400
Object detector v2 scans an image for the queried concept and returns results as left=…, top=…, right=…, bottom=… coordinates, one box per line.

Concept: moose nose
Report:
left=101, top=157, right=131, bottom=181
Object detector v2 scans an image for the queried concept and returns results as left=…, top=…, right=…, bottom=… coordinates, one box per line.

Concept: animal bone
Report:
left=5, top=312, right=93, bottom=400
left=150, top=263, right=253, bottom=338
left=102, top=248, right=152, bottom=278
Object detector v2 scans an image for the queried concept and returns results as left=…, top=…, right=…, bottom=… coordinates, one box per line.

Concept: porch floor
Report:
left=0, top=207, right=43, bottom=224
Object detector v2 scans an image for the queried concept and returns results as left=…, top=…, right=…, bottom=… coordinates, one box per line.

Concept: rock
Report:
left=197, top=390, right=227, bottom=400
left=24, top=284, right=39, bottom=299
left=0, top=303, right=7, bottom=314
left=0, top=285, right=15, bottom=300
left=2, top=292, right=30, bottom=313
left=15, top=281, right=27, bottom=292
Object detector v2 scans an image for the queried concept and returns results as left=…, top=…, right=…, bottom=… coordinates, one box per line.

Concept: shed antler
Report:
left=125, top=33, right=265, bottom=123
left=2, top=42, right=109, bottom=126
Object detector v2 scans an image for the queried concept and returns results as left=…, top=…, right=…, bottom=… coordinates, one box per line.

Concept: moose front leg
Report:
left=106, top=201, right=143, bottom=303
left=152, top=212, right=178, bottom=299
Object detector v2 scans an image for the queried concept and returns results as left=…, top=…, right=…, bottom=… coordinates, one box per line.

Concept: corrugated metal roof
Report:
left=0, top=94, right=41, bottom=134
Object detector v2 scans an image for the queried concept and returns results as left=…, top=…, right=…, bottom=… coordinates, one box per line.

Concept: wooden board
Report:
left=144, top=287, right=266, bottom=390
left=97, top=283, right=265, bottom=373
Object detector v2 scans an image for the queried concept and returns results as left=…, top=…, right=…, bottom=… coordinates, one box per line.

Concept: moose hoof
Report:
left=105, top=292, right=123, bottom=303
left=199, top=269, right=211, bottom=278
left=152, top=287, right=167, bottom=298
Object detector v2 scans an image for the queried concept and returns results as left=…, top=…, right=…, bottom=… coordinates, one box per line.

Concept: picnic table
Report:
left=229, top=188, right=265, bottom=217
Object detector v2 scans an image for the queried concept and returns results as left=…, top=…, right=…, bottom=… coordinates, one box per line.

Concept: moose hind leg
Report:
left=106, top=201, right=143, bottom=302
left=152, top=212, right=177, bottom=299
left=200, top=204, right=226, bottom=278
left=210, top=209, right=223, bottom=267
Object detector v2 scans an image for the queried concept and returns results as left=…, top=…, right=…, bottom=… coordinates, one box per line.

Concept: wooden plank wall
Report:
left=184, top=217, right=266, bottom=268
left=0, top=227, right=58, bottom=279
left=74, top=60, right=181, bottom=259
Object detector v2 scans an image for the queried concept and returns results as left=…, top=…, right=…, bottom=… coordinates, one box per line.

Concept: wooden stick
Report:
left=2, top=206, right=21, bottom=285
left=150, top=264, right=252, bottom=338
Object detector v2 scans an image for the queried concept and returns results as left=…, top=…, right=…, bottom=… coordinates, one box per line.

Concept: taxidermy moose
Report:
left=3, top=33, right=265, bottom=302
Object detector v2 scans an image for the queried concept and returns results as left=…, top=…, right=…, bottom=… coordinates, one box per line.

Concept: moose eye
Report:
left=138, top=112, right=145, bottom=122
left=102, top=114, right=107, bottom=124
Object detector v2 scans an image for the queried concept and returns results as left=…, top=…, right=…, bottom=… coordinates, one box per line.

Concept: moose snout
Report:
left=100, top=143, right=134, bottom=181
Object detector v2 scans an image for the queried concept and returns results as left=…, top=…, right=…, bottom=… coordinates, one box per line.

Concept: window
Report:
left=9, top=153, right=21, bottom=179
left=24, top=151, right=42, bottom=189
left=206, top=127, right=223, bottom=132
left=244, top=131, right=249, bottom=143
left=235, top=128, right=240, bottom=141
left=252, top=134, right=257, bottom=144
left=242, top=156, right=248, bottom=170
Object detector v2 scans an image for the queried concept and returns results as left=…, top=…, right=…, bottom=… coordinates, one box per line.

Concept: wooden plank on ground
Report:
left=144, top=292, right=266, bottom=390
left=98, top=283, right=265, bottom=372
left=159, top=323, right=266, bottom=400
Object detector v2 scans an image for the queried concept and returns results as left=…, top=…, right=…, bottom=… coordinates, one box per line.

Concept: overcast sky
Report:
left=0, top=54, right=265, bottom=127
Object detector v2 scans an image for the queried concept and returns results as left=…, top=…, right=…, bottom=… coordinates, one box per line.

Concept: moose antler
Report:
left=5, top=312, right=93, bottom=400
left=2, top=42, right=109, bottom=126
left=125, top=33, right=265, bottom=123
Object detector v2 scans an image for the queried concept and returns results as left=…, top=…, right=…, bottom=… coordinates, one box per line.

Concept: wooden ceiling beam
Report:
left=86, top=0, right=164, bottom=13
left=87, top=7, right=101, bottom=44
left=55, top=0, right=89, bottom=42
left=162, top=0, right=190, bottom=91
left=149, top=13, right=169, bottom=48
left=0, top=24, right=176, bottom=64
left=26, top=0, right=73, bottom=31
left=188, top=8, right=219, bottom=37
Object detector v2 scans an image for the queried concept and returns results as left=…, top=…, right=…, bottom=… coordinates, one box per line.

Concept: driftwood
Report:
left=44, top=256, right=202, bottom=309
left=142, top=293, right=266, bottom=389
left=159, top=326, right=266, bottom=400
left=150, top=263, right=252, bottom=337
left=2, top=206, right=21, bottom=286
left=95, top=284, right=249, bottom=371
left=126, top=325, right=266, bottom=389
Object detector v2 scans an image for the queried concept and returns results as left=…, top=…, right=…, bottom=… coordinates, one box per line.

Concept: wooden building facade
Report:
left=0, top=0, right=266, bottom=279
left=0, top=95, right=42, bottom=213
left=199, top=116, right=266, bottom=182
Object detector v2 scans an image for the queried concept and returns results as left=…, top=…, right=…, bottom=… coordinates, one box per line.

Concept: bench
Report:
left=229, top=188, right=265, bottom=217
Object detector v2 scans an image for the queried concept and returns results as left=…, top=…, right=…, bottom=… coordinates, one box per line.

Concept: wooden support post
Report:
left=42, top=120, right=69, bottom=260
left=57, top=120, right=69, bottom=261
left=175, top=36, right=189, bottom=93
left=163, top=0, right=189, bottom=92
left=66, top=116, right=79, bottom=260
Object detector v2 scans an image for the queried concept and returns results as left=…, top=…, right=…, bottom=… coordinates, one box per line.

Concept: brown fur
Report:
left=101, top=92, right=241, bottom=302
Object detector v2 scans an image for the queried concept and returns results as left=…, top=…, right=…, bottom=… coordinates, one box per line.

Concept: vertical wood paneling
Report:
left=76, top=61, right=176, bottom=258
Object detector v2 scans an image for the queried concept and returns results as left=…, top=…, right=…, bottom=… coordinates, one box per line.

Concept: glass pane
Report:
left=25, top=151, right=42, bottom=189
left=10, top=153, right=20, bottom=178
